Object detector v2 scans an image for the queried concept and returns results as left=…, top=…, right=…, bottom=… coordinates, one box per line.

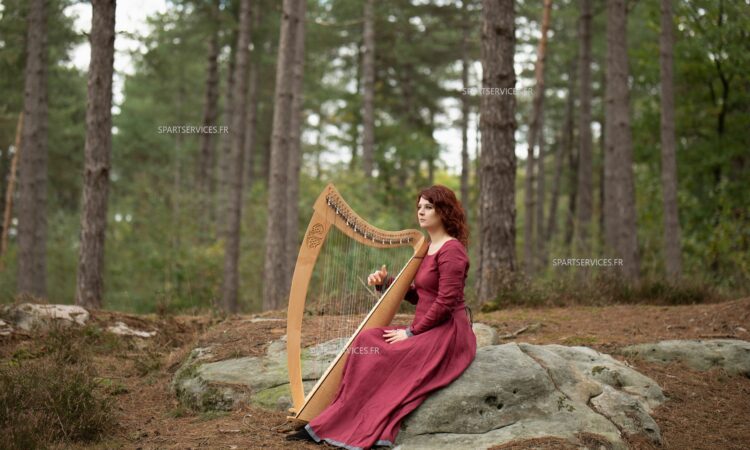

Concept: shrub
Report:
left=0, top=358, right=115, bottom=448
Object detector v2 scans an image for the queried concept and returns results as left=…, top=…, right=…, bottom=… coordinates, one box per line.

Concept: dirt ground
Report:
left=5, top=297, right=749, bottom=449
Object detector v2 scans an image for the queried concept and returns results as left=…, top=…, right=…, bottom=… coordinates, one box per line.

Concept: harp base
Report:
left=285, top=415, right=309, bottom=428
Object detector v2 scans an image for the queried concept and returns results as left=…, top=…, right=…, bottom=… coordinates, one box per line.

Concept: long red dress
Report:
left=305, top=239, right=477, bottom=449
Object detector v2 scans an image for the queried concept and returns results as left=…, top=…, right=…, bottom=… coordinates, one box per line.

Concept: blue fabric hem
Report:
left=305, top=424, right=394, bottom=449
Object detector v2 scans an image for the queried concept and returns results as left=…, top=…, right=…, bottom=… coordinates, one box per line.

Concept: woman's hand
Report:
left=367, top=265, right=388, bottom=286
left=383, top=329, right=409, bottom=344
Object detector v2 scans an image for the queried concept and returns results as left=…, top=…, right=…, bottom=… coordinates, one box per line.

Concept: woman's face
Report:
left=417, top=197, right=442, bottom=230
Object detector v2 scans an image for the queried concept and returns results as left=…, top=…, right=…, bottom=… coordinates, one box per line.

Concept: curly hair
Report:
left=417, top=185, right=469, bottom=247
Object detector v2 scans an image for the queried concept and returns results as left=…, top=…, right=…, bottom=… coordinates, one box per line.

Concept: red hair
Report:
left=417, top=185, right=469, bottom=247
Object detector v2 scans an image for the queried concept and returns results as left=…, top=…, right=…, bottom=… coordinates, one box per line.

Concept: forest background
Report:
left=0, top=0, right=748, bottom=315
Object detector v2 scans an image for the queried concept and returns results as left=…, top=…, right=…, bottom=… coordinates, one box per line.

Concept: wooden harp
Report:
left=286, top=183, right=428, bottom=424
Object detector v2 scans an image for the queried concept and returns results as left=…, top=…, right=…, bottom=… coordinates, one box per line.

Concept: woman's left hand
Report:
left=383, top=329, right=409, bottom=344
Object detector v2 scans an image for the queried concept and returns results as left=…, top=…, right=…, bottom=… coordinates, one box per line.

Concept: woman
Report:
left=286, top=185, right=476, bottom=449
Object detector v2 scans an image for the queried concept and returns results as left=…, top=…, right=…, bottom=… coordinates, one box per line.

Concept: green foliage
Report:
left=0, top=0, right=747, bottom=314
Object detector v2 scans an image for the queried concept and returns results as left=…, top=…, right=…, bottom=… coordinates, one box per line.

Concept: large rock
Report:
left=472, top=322, right=497, bottom=348
left=174, top=334, right=667, bottom=449
left=621, top=339, right=750, bottom=376
left=171, top=336, right=347, bottom=411
left=394, top=343, right=664, bottom=449
left=1, top=303, right=89, bottom=331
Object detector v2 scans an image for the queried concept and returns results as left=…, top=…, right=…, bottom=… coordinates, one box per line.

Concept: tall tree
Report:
left=197, top=0, right=221, bottom=240
left=243, top=3, right=262, bottom=188
left=605, top=0, right=639, bottom=280
left=216, top=42, right=236, bottom=239
left=221, top=0, right=253, bottom=314
left=460, top=0, right=471, bottom=215
left=523, top=0, right=552, bottom=274
left=75, top=0, right=116, bottom=309
left=286, top=0, right=307, bottom=292
left=659, top=0, right=682, bottom=280
left=535, top=109, right=546, bottom=269
left=263, top=0, right=300, bottom=311
left=477, top=0, right=517, bottom=305
left=547, top=57, right=577, bottom=245
left=17, top=0, right=49, bottom=298
left=575, top=0, right=593, bottom=256
left=361, top=0, right=375, bottom=178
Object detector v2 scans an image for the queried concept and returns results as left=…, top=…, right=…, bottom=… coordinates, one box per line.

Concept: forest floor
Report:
left=4, top=297, right=750, bottom=450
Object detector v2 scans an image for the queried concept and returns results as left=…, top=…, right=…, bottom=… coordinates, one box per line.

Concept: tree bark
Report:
left=605, top=0, right=640, bottom=280
left=216, top=42, right=236, bottom=240
left=244, top=3, right=262, bottom=187
left=76, top=0, right=116, bottom=310
left=535, top=110, right=546, bottom=269
left=575, top=0, right=593, bottom=256
left=523, top=0, right=551, bottom=275
left=198, top=0, right=221, bottom=240
left=220, top=0, right=253, bottom=314
left=361, top=0, right=375, bottom=178
left=1, top=113, right=23, bottom=265
left=18, top=0, right=48, bottom=298
left=286, top=0, right=306, bottom=296
left=547, top=57, right=576, bottom=243
left=263, top=0, right=300, bottom=311
left=477, top=0, right=517, bottom=305
left=460, top=0, right=471, bottom=218
left=659, top=0, right=682, bottom=280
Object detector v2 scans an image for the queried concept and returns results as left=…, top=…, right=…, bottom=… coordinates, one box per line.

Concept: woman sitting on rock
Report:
left=286, top=185, right=477, bottom=449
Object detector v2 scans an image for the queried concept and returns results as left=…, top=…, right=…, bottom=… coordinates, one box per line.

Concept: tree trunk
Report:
left=477, top=0, right=517, bottom=305
left=1, top=113, right=23, bottom=264
left=286, top=0, right=306, bottom=296
left=598, top=70, right=606, bottom=250
left=659, top=0, right=682, bottom=280
left=535, top=110, right=546, bottom=270
left=17, top=0, right=48, bottom=298
left=244, top=3, right=262, bottom=187
left=564, top=117, right=577, bottom=247
left=605, top=0, right=640, bottom=280
left=361, top=0, right=375, bottom=178
left=547, top=57, right=576, bottom=243
left=216, top=43, right=236, bottom=240
left=523, top=0, right=552, bottom=275
left=575, top=0, right=593, bottom=256
left=220, top=0, right=253, bottom=314
left=76, top=0, right=116, bottom=310
left=460, top=0, right=470, bottom=218
left=263, top=0, right=300, bottom=311
left=198, top=0, right=221, bottom=240
left=349, top=37, right=362, bottom=172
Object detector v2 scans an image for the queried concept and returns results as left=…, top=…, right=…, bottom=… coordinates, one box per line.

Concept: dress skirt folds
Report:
left=305, top=239, right=477, bottom=450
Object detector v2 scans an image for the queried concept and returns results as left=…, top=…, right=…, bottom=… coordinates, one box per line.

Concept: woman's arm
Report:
left=375, top=276, right=418, bottom=305
left=408, top=243, right=467, bottom=335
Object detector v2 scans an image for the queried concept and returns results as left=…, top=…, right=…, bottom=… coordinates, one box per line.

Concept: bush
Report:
left=0, top=358, right=115, bottom=449
left=479, top=271, right=720, bottom=311
left=0, top=324, right=117, bottom=449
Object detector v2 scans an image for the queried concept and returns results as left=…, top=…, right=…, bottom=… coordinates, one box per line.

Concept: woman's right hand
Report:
left=367, top=265, right=388, bottom=286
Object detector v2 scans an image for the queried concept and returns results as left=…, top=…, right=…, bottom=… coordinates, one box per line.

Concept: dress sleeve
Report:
left=409, top=242, right=468, bottom=335
left=375, top=276, right=418, bottom=305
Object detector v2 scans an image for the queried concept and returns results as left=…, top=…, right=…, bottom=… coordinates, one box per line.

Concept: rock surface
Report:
left=1, top=303, right=90, bottom=331
left=621, top=339, right=750, bottom=376
left=472, top=322, right=497, bottom=348
left=171, top=336, right=346, bottom=412
left=173, top=326, right=670, bottom=449
left=107, top=321, right=158, bottom=338
left=393, top=343, right=663, bottom=449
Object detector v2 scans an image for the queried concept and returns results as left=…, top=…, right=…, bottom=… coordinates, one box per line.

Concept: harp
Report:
left=286, top=183, right=428, bottom=424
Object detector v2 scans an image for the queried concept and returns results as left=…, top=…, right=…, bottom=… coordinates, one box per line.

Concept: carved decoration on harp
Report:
left=286, top=183, right=428, bottom=424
